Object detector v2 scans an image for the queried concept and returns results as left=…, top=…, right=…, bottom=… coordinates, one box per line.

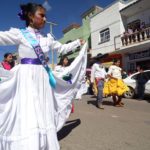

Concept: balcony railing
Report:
left=121, top=27, right=150, bottom=46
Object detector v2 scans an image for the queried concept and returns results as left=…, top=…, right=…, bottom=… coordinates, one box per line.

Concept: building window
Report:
left=100, top=28, right=110, bottom=43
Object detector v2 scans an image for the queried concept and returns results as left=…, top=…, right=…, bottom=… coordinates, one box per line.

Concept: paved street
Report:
left=59, top=95, right=150, bottom=150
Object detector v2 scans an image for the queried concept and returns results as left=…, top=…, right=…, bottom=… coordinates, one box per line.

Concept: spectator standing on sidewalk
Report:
left=0, top=53, right=14, bottom=70
left=135, top=66, right=149, bottom=100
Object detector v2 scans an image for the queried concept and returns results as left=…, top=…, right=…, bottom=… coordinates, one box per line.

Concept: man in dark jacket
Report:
left=136, top=66, right=149, bottom=100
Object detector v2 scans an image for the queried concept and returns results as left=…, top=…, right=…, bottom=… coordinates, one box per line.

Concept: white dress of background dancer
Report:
left=54, top=62, right=88, bottom=101
left=75, top=75, right=89, bottom=100
left=0, top=27, right=87, bottom=150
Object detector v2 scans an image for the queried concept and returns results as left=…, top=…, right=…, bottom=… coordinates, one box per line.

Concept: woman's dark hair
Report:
left=10, top=61, right=15, bottom=68
left=4, top=53, right=12, bottom=59
left=113, top=58, right=120, bottom=64
left=3, top=53, right=14, bottom=67
left=18, top=3, right=45, bottom=26
left=58, top=56, right=69, bottom=66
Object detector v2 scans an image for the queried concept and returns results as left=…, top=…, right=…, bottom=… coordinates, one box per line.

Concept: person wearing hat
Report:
left=91, top=53, right=107, bottom=109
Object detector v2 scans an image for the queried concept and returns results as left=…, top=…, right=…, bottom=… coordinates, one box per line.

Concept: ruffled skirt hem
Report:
left=103, top=79, right=129, bottom=96
left=0, top=128, right=59, bottom=150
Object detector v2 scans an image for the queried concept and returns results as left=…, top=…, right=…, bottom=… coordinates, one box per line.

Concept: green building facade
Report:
left=58, top=6, right=103, bottom=65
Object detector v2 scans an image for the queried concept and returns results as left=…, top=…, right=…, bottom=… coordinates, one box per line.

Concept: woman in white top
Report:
left=55, top=56, right=69, bottom=72
left=104, top=59, right=129, bottom=107
left=0, top=3, right=86, bottom=150
left=55, top=56, right=76, bottom=112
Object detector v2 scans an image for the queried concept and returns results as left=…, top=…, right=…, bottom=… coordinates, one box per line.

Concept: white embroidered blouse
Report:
left=108, top=65, right=122, bottom=79
left=0, top=26, right=81, bottom=59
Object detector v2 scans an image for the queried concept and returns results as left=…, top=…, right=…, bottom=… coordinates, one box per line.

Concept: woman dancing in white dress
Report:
left=0, top=3, right=87, bottom=150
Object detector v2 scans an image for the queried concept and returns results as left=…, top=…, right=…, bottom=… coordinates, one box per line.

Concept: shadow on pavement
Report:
left=87, top=99, right=114, bottom=107
left=87, top=100, right=97, bottom=107
left=132, top=95, right=150, bottom=103
left=57, top=119, right=81, bottom=141
left=90, top=95, right=97, bottom=98
left=103, top=100, right=114, bottom=106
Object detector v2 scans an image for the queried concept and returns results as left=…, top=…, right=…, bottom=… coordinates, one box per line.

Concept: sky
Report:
left=0, top=0, right=115, bottom=61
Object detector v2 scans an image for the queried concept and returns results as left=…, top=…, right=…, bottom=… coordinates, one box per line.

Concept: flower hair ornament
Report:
left=18, top=10, right=25, bottom=20
left=62, top=73, right=73, bottom=84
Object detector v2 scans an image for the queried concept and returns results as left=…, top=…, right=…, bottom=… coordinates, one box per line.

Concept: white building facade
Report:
left=90, top=0, right=150, bottom=73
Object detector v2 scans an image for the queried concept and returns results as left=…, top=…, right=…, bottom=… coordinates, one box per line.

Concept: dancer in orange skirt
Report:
left=103, top=59, right=129, bottom=107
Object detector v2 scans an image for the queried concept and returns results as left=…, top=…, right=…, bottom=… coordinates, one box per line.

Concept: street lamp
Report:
left=46, top=21, right=58, bottom=69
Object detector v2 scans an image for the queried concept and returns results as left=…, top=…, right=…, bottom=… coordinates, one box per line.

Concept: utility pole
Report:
left=46, top=21, right=58, bottom=70
left=46, top=21, right=58, bottom=35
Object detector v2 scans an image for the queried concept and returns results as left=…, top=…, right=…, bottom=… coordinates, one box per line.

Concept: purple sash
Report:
left=21, top=58, right=42, bottom=65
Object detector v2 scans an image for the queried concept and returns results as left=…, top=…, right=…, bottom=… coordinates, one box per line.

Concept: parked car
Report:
left=123, top=70, right=150, bottom=99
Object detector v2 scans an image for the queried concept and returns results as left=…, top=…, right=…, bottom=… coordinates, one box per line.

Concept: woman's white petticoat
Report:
left=0, top=33, right=87, bottom=150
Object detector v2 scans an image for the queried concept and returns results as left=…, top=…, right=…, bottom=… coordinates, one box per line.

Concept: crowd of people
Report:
left=121, top=21, right=150, bottom=46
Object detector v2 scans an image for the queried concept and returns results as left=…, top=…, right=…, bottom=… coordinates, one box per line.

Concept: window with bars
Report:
left=100, top=28, right=110, bottom=43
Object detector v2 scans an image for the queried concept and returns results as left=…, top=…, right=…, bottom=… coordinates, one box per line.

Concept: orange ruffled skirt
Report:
left=103, top=79, right=129, bottom=96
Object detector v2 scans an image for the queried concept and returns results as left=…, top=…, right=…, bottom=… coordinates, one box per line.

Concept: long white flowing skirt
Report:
left=0, top=64, right=60, bottom=150
left=0, top=43, right=87, bottom=150
left=75, top=81, right=88, bottom=100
